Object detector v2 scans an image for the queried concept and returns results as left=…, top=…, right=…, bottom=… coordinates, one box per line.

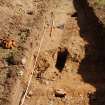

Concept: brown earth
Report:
left=0, top=0, right=105, bottom=105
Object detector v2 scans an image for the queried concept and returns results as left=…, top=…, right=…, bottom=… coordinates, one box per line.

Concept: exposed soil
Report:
left=0, top=0, right=105, bottom=105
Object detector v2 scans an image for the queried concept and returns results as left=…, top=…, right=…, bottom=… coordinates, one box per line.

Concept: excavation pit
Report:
left=55, top=47, right=69, bottom=72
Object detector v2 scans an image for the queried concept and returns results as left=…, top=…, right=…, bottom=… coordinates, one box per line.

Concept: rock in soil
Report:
left=54, top=89, right=66, bottom=98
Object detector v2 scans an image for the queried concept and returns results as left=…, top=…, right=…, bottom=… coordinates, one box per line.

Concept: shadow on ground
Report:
left=73, top=0, right=105, bottom=105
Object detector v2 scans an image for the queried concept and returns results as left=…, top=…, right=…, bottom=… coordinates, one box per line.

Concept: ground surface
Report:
left=0, top=0, right=105, bottom=105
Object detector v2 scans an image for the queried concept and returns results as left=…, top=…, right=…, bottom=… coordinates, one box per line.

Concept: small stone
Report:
left=0, top=60, right=5, bottom=68
left=17, top=70, right=23, bottom=76
left=56, top=24, right=64, bottom=30
left=54, top=89, right=66, bottom=98
left=44, top=80, right=50, bottom=85
left=28, top=91, right=33, bottom=97
left=21, top=57, right=26, bottom=65
left=26, top=95, right=31, bottom=99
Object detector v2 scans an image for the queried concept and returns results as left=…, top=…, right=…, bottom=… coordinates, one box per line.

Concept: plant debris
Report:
left=0, top=37, right=16, bottom=49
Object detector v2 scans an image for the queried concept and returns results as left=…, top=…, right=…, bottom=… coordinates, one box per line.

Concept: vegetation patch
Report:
left=95, top=0, right=105, bottom=6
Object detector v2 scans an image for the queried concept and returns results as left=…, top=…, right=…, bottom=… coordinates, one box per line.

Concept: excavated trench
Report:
left=73, top=0, right=105, bottom=105
left=0, top=0, right=105, bottom=105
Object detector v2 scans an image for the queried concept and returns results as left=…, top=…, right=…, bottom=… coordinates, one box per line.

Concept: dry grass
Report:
left=96, top=0, right=105, bottom=5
